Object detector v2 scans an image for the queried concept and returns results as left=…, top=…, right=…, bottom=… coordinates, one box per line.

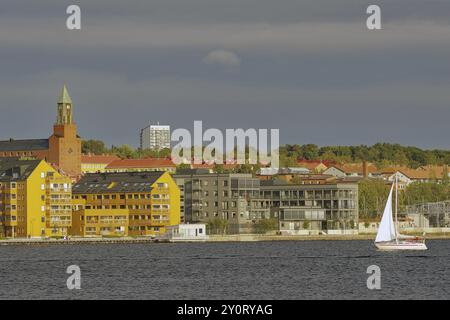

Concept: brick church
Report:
left=0, top=85, right=81, bottom=179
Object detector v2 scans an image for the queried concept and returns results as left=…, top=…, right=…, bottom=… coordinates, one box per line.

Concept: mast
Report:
left=395, top=173, right=399, bottom=242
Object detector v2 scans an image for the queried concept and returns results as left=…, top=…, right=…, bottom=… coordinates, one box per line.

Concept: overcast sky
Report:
left=0, top=0, right=449, bottom=149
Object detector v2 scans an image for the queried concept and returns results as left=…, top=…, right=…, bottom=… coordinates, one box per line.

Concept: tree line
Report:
left=83, top=140, right=450, bottom=168
left=359, top=179, right=450, bottom=219
left=280, top=143, right=450, bottom=168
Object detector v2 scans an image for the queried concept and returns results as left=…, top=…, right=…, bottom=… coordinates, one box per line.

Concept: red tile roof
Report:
left=382, top=165, right=448, bottom=180
left=335, top=162, right=378, bottom=174
left=106, top=158, right=176, bottom=169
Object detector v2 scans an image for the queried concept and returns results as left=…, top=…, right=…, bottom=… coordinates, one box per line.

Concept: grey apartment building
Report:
left=256, top=181, right=359, bottom=235
left=174, top=169, right=262, bottom=234
left=174, top=169, right=359, bottom=235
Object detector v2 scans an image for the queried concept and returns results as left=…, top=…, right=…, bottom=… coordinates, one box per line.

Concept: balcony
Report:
left=47, top=198, right=72, bottom=205
left=4, top=215, right=17, bottom=226
left=48, top=209, right=72, bottom=215
left=129, top=219, right=152, bottom=226
left=48, top=187, right=71, bottom=194
left=47, top=220, right=72, bottom=227
left=152, top=198, right=170, bottom=204
left=152, top=218, right=170, bottom=224
left=151, top=209, right=170, bottom=214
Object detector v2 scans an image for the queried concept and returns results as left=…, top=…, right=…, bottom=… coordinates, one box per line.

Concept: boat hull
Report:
left=375, top=241, right=427, bottom=251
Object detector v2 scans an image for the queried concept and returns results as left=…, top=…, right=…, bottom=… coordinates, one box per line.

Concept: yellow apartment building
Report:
left=0, top=158, right=72, bottom=238
left=71, top=171, right=180, bottom=237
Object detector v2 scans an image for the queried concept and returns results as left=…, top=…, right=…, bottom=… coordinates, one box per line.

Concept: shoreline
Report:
left=1, top=233, right=450, bottom=246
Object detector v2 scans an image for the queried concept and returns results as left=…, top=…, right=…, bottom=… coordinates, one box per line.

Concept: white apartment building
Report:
left=140, top=124, right=171, bottom=150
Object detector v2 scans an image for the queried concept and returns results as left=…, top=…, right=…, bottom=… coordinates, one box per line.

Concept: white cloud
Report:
left=203, top=49, right=240, bottom=67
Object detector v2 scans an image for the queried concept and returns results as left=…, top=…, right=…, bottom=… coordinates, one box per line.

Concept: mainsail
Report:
left=375, top=184, right=396, bottom=243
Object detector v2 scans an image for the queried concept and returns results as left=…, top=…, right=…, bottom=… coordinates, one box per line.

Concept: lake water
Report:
left=0, top=240, right=449, bottom=300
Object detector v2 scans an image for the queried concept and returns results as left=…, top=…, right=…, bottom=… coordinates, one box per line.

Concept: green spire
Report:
left=58, top=84, right=72, bottom=104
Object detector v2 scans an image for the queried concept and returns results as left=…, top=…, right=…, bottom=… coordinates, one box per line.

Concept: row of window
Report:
left=192, top=180, right=229, bottom=187
left=74, top=193, right=169, bottom=200
left=83, top=204, right=170, bottom=210
left=82, top=214, right=168, bottom=221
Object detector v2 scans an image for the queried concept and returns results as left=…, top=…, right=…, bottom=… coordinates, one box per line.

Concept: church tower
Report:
left=57, top=85, right=73, bottom=125
left=48, top=85, right=81, bottom=178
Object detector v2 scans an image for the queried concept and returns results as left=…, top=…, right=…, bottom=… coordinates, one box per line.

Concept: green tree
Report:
left=300, top=144, right=319, bottom=160
left=206, top=218, right=229, bottom=235
left=111, top=144, right=137, bottom=158
left=404, top=182, right=449, bottom=205
left=302, top=220, right=310, bottom=230
left=253, top=218, right=278, bottom=234
left=82, top=140, right=107, bottom=155
left=176, top=163, right=191, bottom=171
left=358, top=179, right=390, bottom=219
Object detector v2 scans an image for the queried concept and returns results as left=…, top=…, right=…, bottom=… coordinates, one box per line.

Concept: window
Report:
left=40, top=172, right=45, bottom=178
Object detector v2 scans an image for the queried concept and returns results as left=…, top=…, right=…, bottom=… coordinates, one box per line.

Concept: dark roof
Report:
left=0, top=139, right=49, bottom=152
left=73, top=171, right=166, bottom=194
left=175, top=168, right=211, bottom=175
left=260, top=179, right=289, bottom=187
left=0, top=158, right=42, bottom=181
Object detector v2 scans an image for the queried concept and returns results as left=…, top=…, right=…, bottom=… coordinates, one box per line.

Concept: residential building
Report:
left=81, top=154, right=120, bottom=173
left=175, top=169, right=359, bottom=235
left=324, top=162, right=378, bottom=178
left=0, top=158, right=72, bottom=238
left=257, top=180, right=359, bottom=235
left=322, top=166, right=347, bottom=178
left=0, top=85, right=81, bottom=178
left=105, top=158, right=176, bottom=173
left=257, top=167, right=311, bottom=181
left=71, top=171, right=180, bottom=237
left=140, top=124, right=171, bottom=150
left=174, top=169, right=262, bottom=234
left=296, top=159, right=335, bottom=173
left=382, top=165, right=449, bottom=186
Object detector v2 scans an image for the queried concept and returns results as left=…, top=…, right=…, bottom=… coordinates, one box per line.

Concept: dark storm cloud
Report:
left=0, top=0, right=449, bottom=148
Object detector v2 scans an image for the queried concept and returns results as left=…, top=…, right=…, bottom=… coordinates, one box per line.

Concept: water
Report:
left=0, top=240, right=449, bottom=299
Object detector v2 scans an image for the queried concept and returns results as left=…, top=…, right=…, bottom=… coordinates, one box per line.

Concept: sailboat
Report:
left=374, top=174, right=427, bottom=251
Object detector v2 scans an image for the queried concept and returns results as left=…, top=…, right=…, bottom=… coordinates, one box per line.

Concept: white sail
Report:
left=375, top=184, right=396, bottom=243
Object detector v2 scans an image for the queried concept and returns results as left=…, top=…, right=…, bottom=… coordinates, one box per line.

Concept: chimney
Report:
left=363, top=161, right=369, bottom=178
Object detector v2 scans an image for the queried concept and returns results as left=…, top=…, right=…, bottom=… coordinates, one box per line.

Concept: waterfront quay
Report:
left=2, top=232, right=450, bottom=246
